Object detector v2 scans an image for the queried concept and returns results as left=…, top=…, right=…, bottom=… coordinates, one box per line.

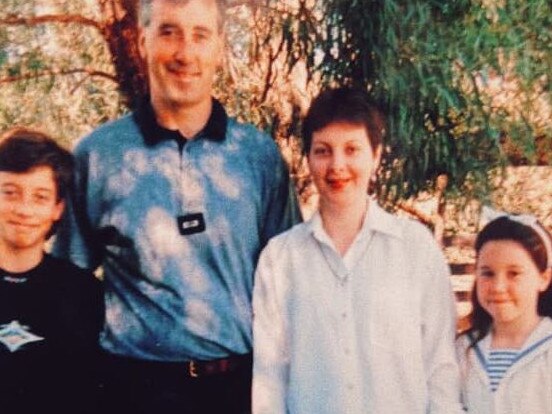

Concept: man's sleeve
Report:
left=52, top=146, right=102, bottom=271
left=252, top=240, right=289, bottom=414
left=261, top=148, right=302, bottom=247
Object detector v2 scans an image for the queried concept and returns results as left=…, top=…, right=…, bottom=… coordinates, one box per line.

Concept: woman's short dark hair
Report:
left=301, top=87, right=387, bottom=155
left=466, top=216, right=552, bottom=346
left=0, top=127, right=74, bottom=202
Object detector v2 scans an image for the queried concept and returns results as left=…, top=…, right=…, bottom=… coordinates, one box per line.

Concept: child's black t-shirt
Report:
left=0, top=254, right=103, bottom=414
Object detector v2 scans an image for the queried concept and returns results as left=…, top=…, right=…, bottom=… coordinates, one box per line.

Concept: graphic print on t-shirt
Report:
left=0, top=320, right=44, bottom=352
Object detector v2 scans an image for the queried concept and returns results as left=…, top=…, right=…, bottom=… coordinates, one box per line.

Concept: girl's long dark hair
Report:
left=465, top=216, right=552, bottom=348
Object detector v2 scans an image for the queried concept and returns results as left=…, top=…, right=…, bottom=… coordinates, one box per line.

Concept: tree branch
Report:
left=0, top=14, right=104, bottom=33
left=396, top=202, right=434, bottom=226
left=259, top=30, right=286, bottom=104
left=0, top=68, right=117, bottom=85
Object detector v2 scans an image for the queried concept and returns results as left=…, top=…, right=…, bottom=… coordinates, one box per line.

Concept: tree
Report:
left=1, top=0, right=550, bottom=204
left=0, top=0, right=126, bottom=146
left=281, top=0, right=552, bottom=203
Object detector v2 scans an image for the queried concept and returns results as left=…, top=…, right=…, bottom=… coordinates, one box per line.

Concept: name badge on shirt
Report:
left=177, top=213, right=206, bottom=236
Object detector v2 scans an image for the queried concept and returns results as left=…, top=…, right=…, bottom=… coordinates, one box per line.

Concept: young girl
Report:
left=457, top=214, right=552, bottom=413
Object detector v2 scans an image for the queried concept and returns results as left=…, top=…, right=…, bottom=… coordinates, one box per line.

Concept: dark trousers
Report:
left=98, top=352, right=252, bottom=414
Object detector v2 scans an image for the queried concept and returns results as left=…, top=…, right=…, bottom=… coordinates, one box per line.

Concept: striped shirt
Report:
left=486, top=349, right=517, bottom=392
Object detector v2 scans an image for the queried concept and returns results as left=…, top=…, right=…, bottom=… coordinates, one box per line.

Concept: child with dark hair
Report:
left=0, top=128, right=103, bottom=414
left=457, top=212, right=552, bottom=413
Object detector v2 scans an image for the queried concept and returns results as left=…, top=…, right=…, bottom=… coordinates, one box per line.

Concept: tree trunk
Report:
left=99, top=0, right=146, bottom=109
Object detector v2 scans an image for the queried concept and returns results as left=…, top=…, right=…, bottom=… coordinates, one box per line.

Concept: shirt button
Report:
left=347, top=383, right=354, bottom=390
left=342, top=312, right=348, bottom=319
left=344, top=348, right=351, bottom=355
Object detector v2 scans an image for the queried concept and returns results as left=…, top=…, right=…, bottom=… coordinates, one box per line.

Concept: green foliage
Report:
left=0, top=0, right=550, bottom=205
left=0, top=0, right=123, bottom=147
left=286, top=0, right=552, bottom=203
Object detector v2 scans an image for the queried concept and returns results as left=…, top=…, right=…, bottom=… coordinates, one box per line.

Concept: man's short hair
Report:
left=302, top=87, right=387, bottom=155
left=139, top=0, right=226, bottom=32
left=0, top=127, right=74, bottom=202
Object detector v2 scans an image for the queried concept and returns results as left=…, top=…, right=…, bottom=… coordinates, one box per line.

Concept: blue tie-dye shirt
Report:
left=53, top=99, right=300, bottom=361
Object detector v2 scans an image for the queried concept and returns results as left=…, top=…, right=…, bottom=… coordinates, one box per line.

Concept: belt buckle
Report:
left=189, top=360, right=198, bottom=378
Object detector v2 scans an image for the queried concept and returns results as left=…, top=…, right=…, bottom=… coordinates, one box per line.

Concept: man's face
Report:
left=0, top=166, right=64, bottom=254
left=138, top=0, right=224, bottom=111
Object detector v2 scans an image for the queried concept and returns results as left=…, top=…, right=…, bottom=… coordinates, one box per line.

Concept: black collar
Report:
left=133, top=97, right=228, bottom=146
left=0, top=255, right=47, bottom=284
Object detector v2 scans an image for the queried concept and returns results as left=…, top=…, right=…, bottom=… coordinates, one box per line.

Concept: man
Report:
left=0, top=128, right=103, bottom=414
left=53, top=0, right=300, bottom=413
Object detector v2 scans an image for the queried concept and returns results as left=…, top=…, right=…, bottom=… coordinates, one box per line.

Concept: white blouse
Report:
left=252, top=202, right=463, bottom=414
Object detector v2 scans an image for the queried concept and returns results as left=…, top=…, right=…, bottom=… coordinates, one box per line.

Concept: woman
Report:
left=252, top=87, right=463, bottom=414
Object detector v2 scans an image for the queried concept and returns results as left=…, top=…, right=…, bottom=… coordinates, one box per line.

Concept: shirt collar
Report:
left=363, top=201, right=403, bottom=239
left=474, top=317, right=552, bottom=364
left=308, top=198, right=403, bottom=243
left=0, top=254, right=47, bottom=284
left=133, top=96, right=228, bottom=146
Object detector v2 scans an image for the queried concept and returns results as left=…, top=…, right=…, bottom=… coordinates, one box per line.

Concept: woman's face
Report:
left=307, top=122, right=381, bottom=209
left=476, top=240, right=551, bottom=330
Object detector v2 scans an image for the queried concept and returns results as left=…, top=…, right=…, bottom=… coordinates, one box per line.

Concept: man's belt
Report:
left=186, top=354, right=252, bottom=377
left=103, top=352, right=252, bottom=379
